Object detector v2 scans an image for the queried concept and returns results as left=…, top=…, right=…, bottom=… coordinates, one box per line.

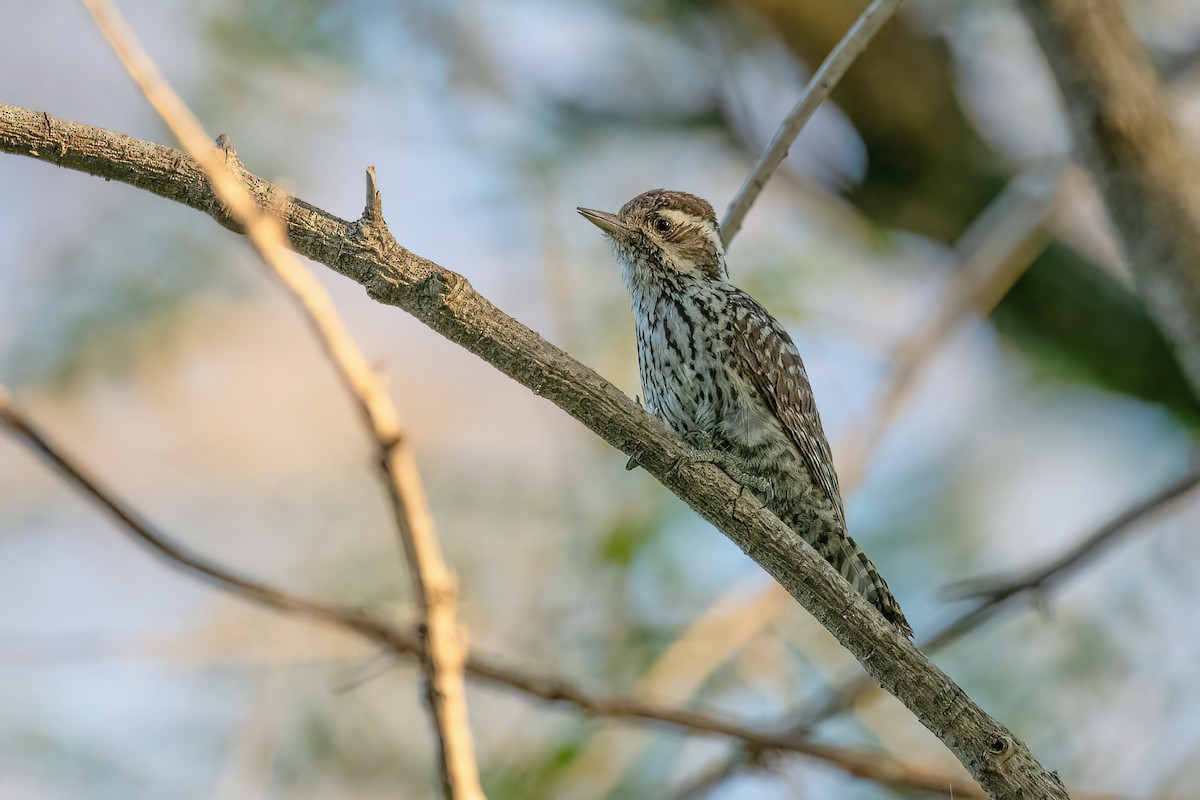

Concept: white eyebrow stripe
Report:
left=659, top=209, right=722, bottom=250
left=660, top=209, right=702, bottom=227
left=662, top=206, right=715, bottom=237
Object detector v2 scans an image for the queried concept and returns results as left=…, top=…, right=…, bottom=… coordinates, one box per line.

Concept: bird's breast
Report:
left=633, top=291, right=803, bottom=477
left=633, top=292, right=750, bottom=440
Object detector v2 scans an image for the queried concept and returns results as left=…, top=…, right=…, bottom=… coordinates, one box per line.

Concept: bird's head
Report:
left=578, top=189, right=728, bottom=286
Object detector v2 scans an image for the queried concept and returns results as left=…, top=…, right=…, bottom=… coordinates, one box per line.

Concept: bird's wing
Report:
left=730, top=292, right=845, bottom=523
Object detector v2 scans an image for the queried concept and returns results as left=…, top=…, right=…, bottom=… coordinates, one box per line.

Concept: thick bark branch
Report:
left=687, top=459, right=1200, bottom=794
left=1018, top=0, right=1200, bottom=397
left=0, top=104, right=1066, bottom=798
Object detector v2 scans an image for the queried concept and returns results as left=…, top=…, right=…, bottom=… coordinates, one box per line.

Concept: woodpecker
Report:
left=579, top=189, right=911, bottom=636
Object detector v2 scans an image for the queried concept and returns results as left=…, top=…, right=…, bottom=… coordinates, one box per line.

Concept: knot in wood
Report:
left=419, top=270, right=466, bottom=305
left=987, top=733, right=1016, bottom=762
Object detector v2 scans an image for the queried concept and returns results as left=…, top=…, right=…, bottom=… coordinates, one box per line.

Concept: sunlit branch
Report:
left=720, top=0, right=905, bottom=246
left=77, top=1, right=481, bottom=796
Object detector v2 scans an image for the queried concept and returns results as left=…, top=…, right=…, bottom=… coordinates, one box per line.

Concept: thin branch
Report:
left=0, top=388, right=419, bottom=653
left=719, top=0, right=905, bottom=247
left=472, top=658, right=985, bottom=798
left=0, top=104, right=1068, bottom=798
left=0, top=388, right=989, bottom=799
left=76, top=1, right=481, bottom=796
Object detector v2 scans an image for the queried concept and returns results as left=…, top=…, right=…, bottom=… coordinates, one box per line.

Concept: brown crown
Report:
left=618, top=189, right=718, bottom=228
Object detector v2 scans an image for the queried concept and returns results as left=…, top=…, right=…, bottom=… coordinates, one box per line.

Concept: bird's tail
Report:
left=814, top=526, right=913, bottom=638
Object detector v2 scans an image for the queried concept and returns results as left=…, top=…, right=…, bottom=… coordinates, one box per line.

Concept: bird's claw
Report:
left=737, top=472, right=773, bottom=499
left=670, top=431, right=772, bottom=501
left=667, top=431, right=717, bottom=478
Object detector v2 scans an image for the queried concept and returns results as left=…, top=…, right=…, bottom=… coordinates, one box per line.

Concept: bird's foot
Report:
left=671, top=431, right=773, bottom=500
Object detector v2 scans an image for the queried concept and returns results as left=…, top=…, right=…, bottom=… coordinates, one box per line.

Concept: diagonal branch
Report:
left=76, top=1, right=481, bottom=796
left=720, top=0, right=906, bottom=247
left=670, top=463, right=1200, bottom=797
left=0, top=388, right=986, bottom=799
left=0, top=103, right=1066, bottom=798
left=0, top=388, right=418, bottom=652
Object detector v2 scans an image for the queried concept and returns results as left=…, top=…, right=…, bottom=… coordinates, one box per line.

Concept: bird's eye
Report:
left=653, top=217, right=672, bottom=234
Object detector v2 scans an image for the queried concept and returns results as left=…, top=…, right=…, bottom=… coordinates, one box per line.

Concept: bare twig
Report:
left=720, top=0, right=906, bottom=246
left=472, top=656, right=984, bottom=798
left=76, top=2, right=481, bottom=796
left=0, top=388, right=991, bottom=799
left=1016, top=0, right=1200, bottom=397
left=0, top=388, right=419, bottom=652
left=0, top=105, right=1069, bottom=798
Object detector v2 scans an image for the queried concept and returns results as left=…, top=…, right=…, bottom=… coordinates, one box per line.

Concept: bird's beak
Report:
left=577, top=207, right=630, bottom=238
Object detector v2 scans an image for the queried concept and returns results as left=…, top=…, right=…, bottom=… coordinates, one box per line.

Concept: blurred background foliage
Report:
left=3, top=0, right=1200, bottom=798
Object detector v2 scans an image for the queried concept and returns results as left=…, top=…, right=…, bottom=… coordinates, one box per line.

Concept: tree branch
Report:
left=76, top=1, right=481, bottom=794
left=719, top=0, right=905, bottom=247
left=700, top=462, right=1200, bottom=794
left=1016, top=0, right=1200, bottom=398
left=0, top=388, right=990, bottom=799
left=795, top=456, right=1200, bottom=728
left=0, top=387, right=417, bottom=653
left=0, top=103, right=1066, bottom=798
